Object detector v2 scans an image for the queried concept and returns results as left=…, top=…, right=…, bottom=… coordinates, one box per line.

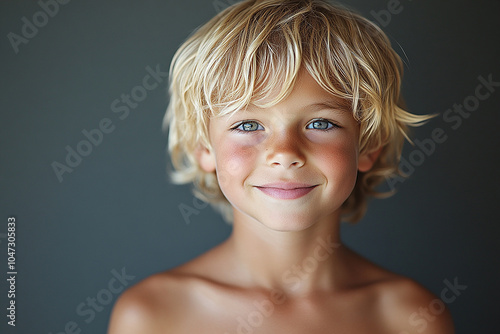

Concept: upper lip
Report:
left=256, top=182, right=317, bottom=190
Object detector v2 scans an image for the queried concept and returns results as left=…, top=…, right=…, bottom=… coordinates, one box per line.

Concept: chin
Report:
left=246, top=210, right=330, bottom=232
left=263, top=221, right=315, bottom=232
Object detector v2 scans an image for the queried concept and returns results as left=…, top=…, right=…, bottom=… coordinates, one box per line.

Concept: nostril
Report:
left=266, top=141, right=306, bottom=168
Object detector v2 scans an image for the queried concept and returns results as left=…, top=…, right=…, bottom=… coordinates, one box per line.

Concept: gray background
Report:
left=1, top=0, right=499, bottom=333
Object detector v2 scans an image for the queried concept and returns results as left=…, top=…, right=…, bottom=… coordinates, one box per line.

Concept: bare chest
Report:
left=165, top=293, right=388, bottom=334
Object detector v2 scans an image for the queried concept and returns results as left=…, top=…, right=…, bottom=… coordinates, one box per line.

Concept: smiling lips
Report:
left=256, top=183, right=318, bottom=200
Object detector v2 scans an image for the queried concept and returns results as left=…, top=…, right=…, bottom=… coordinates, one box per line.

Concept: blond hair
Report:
left=164, top=0, right=431, bottom=222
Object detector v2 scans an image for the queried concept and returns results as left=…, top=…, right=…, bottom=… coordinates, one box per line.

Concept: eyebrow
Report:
left=305, top=101, right=351, bottom=113
left=238, top=100, right=352, bottom=116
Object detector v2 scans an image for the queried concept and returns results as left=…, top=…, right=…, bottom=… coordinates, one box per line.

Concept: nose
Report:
left=266, top=131, right=306, bottom=169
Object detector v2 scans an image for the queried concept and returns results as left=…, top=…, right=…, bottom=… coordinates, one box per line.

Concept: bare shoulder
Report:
left=107, top=244, right=229, bottom=334
left=108, top=274, right=172, bottom=334
left=374, top=272, right=455, bottom=333
left=342, top=248, right=454, bottom=333
left=107, top=271, right=183, bottom=334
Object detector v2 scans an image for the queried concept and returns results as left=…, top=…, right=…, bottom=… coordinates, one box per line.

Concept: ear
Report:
left=195, top=144, right=216, bottom=173
left=358, top=146, right=383, bottom=172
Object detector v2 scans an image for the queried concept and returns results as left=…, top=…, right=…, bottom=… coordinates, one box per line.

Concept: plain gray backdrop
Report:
left=1, top=0, right=499, bottom=333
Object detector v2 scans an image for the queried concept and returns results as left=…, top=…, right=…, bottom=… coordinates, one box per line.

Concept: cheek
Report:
left=215, top=141, right=257, bottom=189
left=313, top=137, right=359, bottom=184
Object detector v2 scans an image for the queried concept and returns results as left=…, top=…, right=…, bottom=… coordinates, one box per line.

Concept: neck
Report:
left=225, top=210, right=344, bottom=295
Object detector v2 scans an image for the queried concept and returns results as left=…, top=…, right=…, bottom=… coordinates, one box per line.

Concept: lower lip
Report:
left=256, top=186, right=316, bottom=200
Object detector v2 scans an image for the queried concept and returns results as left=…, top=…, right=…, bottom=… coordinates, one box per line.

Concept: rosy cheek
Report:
left=313, top=138, right=359, bottom=180
left=216, top=140, right=257, bottom=189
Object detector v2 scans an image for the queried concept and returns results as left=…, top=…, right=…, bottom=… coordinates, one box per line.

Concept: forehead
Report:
left=245, top=69, right=352, bottom=114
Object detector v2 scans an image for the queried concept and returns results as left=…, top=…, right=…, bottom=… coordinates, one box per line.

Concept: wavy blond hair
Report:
left=164, top=0, right=431, bottom=222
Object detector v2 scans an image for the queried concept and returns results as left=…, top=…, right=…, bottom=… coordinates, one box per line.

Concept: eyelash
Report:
left=306, top=119, right=340, bottom=131
left=230, top=119, right=340, bottom=133
left=230, top=120, right=264, bottom=133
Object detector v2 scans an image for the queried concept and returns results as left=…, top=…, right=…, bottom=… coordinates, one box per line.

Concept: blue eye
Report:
left=307, top=119, right=336, bottom=130
left=233, top=121, right=263, bottom=132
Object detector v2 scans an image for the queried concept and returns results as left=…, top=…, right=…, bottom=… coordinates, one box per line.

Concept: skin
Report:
left=108, top=70, right=455, bottom=333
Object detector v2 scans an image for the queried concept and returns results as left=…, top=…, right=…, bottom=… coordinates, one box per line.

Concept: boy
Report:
left=108, top=0, right=454, bottom=333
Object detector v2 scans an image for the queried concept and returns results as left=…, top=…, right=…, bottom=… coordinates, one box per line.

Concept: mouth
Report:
left=255, top=183, right=318, bottom=200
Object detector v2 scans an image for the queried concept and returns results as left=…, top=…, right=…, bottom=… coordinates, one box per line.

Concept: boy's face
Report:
left=199, top=70, right=376, bottom=231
